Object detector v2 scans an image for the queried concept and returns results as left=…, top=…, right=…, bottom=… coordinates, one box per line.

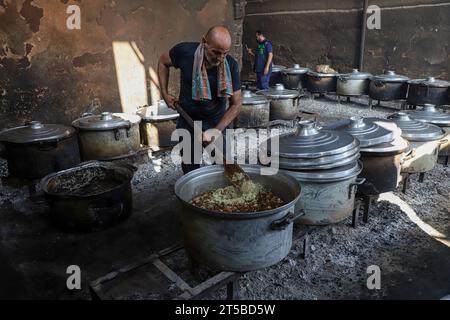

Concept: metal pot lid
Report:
left=0, top=121, right=75, bottom=144
left=269, top=120, right=359, bottom=158
left=282, top=161, right=362, bottom=182
left=307, top=70, right=338, bottom=77
left=407, top=77, right=450, bottom=88
left=388, top=112, right=445, bottom=141
left=339, top=69, right=372, bottom=80
left=371, top=70, right=409, bottom=82
left=272, top=65, right=286, bottom=73
left=360, top=136, right=409, bottom=154
left=72, top=112, right=140, bottom=130
left=283, top=64, right=309, bottom=74
left=340, top=117, right=394, bottom=147
left=257, top=83, right=299, bottom=99
left=241, top=90, right=269, bottom=105
left=406, top=104, right=450, bottom=126
left=136, top=100, right=179, bottom=121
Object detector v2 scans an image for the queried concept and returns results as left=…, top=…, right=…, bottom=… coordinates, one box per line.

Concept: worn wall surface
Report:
left=0, top=0, right=244, bottom=128
left=242, top=0, right=450, bottom=80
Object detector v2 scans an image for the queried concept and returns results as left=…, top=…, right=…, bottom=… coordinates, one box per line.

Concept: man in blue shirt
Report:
left=247, top=30, right=273, bottom=90
left=158, top=26, right=242, bottom=174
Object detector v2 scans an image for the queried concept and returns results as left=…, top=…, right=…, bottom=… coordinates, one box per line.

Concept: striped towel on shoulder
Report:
left=192, top=43, right=233, bottom=101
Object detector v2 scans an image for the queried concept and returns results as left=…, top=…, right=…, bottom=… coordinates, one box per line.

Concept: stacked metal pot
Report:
left=333, top=117, right=409, bottom=196
left=136, top=100, right=179, bottom=149
left=369, top=70, right=409, bottom=102
left=306, top=70, right=338, bottom=94
left=262, top=120, right=363, bottom=225
left=281, top=64, right=310, bottom=90
left=0, top=121, right=81, bottom=180
left=404, top=104, right=450, bottom=161
left=337, top=69, right=372, bottom=97
left=235, top=90, right=270, bottom=128
left=407, top=77, right=450, bottom=107
left=388, top=112, right=445, bottom=174
left=257, top=83, right=300, bottom=120
left=72, top=112, right=141, bottom=161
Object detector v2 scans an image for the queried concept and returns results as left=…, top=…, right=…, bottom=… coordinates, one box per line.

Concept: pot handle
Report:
left=293, top=96, right=300, bottom=108
left=348, top=178, right=366, bottom=199
left=440, top=138, right=448, bottom=145
left=400, top=148, right=416, bottom=164
left=270, top=209, right=305, bottom=231
left=338, top=76, right=348, bottom=83
left=373, top=80, right=384, bottom=87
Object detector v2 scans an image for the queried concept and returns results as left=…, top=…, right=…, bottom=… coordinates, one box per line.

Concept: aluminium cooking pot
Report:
left=281, top=64, right=310, bottom=90
left=369, top=70, right=409, bottom=101
left=306, top=70, right=338, bottom=94
left=0, top=121, right=81, bottom=180
left=235, top=90, right=270, bottom=128
left=257, top=84, right=300, bottom=120
left=337, top=69, right=372, bottom=96
left=136, top=100, right=179, bottom=149
left=72, top=112, right=141, bottom=161
left=174, top=165, right=301, bottom=272
left=41, top=161, right=135, bottom=231
left=407, top=77, right=450, bottom=107
left=388, top=112, right=445, bottom=173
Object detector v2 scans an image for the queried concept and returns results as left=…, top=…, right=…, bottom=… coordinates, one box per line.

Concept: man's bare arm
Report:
left=215, top=90, right=242, bottom=132
left=158, top=52, right=177, bottom=109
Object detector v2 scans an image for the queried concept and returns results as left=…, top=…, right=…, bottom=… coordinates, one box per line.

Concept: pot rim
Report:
left=41, top=160, right=134, bottom=198
left=174, top=165, right=301, bottom=219
left=281, top=160, right=362, bottom=183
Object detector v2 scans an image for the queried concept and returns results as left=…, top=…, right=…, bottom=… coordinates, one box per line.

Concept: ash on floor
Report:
left=0, top=97, right=449, bottom=300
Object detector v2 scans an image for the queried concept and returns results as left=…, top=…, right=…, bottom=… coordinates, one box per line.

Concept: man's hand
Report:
left=246, top=48, right=254, bottom=56
left=263, top=66, right=270, bottom=75
left=202, top=130, right=215, bottom=146
left=162, top=93, right=178, bottom=110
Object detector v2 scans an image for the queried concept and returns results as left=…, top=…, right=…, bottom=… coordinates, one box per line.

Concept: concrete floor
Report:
left=0, top=97, right=449, bottom=300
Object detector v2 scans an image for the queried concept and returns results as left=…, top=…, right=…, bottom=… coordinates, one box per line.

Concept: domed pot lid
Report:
left=283, top=64, right=310, bottom=75
left=360, top=136, right=409, bottom=155
left=388, top=112, right=445, bottom=142
left=0, top=121, right=75, bottom=144
left=406, top=104, right=450, bottom=127
left=241, top=90, right=269, bottom=105
left=256, top=83, right=299, bottom=99
left=371, top=70, right=409, bottom=83
left=341, top=117, right=394, bottom=147
left=272, top=65, right=286, bottom=73
left=136, top=100, right=179, bottom=121
left=339, top=69, right=372, bottom=80
left=72, top=112, right=140, bottom=131
left=282, top=161, right=362, bottom=182
left=407, top=77, right=450, bottom=88
left=268, top=120, right=359, bottom=158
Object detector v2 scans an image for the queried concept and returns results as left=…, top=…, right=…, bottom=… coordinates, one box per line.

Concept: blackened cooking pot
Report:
left=407, top=77, right=450, bottom=107
left=306, top=71, right=338, bottom=93
left=41, top=161, right=135, bottom=231
left=369, top=70, right=409, bottom=101
left=0, top=121, right=81, bottom=180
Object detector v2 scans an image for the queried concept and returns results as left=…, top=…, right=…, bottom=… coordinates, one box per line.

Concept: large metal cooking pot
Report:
left=269, top=65, right=286, bottom=87
left=257, top=84, right=300, bottom=120
left=262, top=120, right=363, bottom=225
left=72, top=112, right=141, bottom=161
left=406, top=104, right=450, bottom=157
left=0, top=121, right=81, bottom=180
left=306, top=70, right=338, bottom=93
left=136, top=100, right=179, bottom=149
left=369, top=70, right=409, bottom=101
left=174, top=165, right=301, bottom=272
left=407, top=77, right=450, bottom=106
left=388, top=113, right=445, bottom=173
left=282, top=161, right=364, bottom=225
left=41, top=161, right=135, bottom=231
left=337, top=69, right=372, bottom=96
left=234, top=90, right=270, bottom=128
left=281, top=64, right=309, bottom=90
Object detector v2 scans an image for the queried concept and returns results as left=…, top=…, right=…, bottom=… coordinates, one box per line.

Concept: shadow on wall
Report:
left=112, top=41, right=161, bottom=114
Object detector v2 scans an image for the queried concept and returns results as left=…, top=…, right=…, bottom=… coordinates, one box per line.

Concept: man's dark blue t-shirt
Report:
left=169, top=42, right=241, bottom=124
left=254, top=40, right=273, bottom=73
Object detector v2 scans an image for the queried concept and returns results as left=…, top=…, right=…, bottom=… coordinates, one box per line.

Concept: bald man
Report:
left=158, top=26, right=242, bottom=174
